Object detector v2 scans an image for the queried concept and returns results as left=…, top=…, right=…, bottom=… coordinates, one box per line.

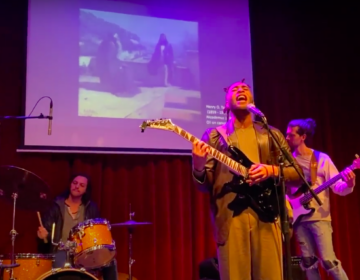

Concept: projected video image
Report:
left=78, top=9, right=200, bottom=122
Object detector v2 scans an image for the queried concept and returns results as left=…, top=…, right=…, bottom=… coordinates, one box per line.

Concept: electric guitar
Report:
left=287, top=155, right=360, bottom=227
left=140, top=118, right=279, bottom=222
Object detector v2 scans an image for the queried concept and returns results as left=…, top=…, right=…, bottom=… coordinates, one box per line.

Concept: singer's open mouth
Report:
left=236, top=95, right=247, bottom=101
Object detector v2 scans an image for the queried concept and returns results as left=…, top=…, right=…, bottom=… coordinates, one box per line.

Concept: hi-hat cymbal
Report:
left=111, top=220, right=152, bottom=228
left=0, top=165, right=51, bottom=211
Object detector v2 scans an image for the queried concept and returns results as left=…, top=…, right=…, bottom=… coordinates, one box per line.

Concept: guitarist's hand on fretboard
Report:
left=340, top=168, right=356, bottom=188
left=192, top=139, right=210, bottom=171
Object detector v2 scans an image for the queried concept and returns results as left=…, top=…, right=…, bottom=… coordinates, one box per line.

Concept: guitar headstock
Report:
left=140, top=118, right=176, bottom=132
left=351, top=154, right=360, bottom=170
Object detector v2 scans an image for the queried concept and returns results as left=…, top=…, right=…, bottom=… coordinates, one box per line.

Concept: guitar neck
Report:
left=301, top=165, right=354, bottom=204
left=173, top=126, right=247, bottom=177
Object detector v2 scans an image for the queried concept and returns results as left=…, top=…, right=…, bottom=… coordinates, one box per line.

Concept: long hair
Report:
left=287, top=118, right=317, bottom=145
left=60, top=173, right=92, bottom=204
left=157, top=33, right=168, bottom=46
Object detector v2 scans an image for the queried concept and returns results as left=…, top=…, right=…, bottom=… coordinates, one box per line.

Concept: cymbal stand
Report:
left=8, top=193, right=19, bottom=280
left=128, top=204, right=135, bottom=280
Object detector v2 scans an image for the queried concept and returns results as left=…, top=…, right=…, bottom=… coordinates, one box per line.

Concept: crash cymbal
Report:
left=111, top=220, right=152, bottom=227
left=0, top=165, right=50, bottom=211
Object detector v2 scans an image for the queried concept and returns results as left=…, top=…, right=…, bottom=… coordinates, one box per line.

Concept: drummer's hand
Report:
left=37, top=226, right=48, bottom=240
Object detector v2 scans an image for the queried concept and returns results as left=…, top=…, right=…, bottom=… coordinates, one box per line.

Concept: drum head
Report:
left=36, top=268, right=98, bottom=280
left=70, top=218, right=110, bottom=235
left=75, top=247, right=116, bottom=269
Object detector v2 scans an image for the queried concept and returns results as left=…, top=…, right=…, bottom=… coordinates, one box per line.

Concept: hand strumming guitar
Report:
left=247, top=164, right=279, bottom=186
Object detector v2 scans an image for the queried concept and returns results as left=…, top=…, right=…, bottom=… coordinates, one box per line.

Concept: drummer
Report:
left=36, top=173, right=118, bottom=280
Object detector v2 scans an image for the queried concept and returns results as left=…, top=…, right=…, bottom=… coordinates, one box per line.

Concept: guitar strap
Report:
left=310, top=150, right=320, bottom=185
left=216, top=125, right=231, bottom=146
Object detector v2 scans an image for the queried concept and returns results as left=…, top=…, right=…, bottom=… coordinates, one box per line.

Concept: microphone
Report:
left=48, top=100, right=53, bottom=135
left=246, top=103, right=266, bottom=119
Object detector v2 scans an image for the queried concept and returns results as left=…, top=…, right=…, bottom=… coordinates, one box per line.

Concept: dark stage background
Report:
left=0, top=1, right=359, bottom=280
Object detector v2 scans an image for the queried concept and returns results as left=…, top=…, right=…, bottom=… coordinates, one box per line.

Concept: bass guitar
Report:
left=287, top=154, right=360, bottom=227
left=140, top=118, right=279, bottom=222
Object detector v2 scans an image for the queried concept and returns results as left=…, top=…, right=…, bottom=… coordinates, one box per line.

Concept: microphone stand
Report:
left=0, top=114, right=51, bottom=120
left=259, top=115, right=322, bottom=280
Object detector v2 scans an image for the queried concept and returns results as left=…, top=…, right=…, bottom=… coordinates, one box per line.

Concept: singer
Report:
left=36, top=173, right=118, bottom=280
left=191, top=80, right=303, bottom=280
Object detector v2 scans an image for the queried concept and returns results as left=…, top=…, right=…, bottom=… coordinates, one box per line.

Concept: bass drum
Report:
left=35, top=268, right=98, bottom=280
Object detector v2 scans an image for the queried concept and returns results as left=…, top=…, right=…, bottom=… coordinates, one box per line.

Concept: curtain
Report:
left=0, top=1, right=359, bottom=280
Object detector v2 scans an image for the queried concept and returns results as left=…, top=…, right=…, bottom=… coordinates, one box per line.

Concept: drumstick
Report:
left=37, top=211, right=48, bottom=243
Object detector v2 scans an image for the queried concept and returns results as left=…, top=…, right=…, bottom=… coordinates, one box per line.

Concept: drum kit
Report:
left=0, top=165, right=151, bottom=280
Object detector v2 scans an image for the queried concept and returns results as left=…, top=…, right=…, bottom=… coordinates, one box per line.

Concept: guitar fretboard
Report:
left=173, top=126, right=248, bottom=177
left=300, top=165, right=355, bottom=204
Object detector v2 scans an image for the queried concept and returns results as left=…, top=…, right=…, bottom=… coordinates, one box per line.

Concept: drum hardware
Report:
left=51, top=223, right=77, bottom=268
left=111, top=204, right=152, bottom=280
left=0, top=166, right=50, bottom=280
left=0, top=263, right=20, bottom=269
left=0, top=262, right=19, bottom=280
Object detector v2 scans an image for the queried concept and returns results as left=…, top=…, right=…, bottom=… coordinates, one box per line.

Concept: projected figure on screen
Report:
left=114, top=33, right=123, bottom=59
left=97, top=33, right=119, bottom=92
left=96, top=32, right=137, bottom=96
left=148, top=33, right=174, bottom=87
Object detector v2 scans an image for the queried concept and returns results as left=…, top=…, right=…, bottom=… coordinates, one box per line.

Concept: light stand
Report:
left=260, top=115, right=322, bottom=280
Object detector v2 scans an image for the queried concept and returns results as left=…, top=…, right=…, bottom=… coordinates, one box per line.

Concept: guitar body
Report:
left=227, top=145, right=279, bottom=222
left=287, top=193, right=314, bottom=227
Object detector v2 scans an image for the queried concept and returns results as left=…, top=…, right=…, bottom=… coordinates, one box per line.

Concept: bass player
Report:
left=286, top=118, right=356, bottom=280
left=192, top=80, right=303, bottom=280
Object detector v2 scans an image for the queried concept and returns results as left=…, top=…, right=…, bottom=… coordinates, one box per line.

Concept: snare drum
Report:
left=69, top=218, right=116, bottom=269
left=35, top=268, right=98, bottom=280
left=0, top=253, right=54, bottom=280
